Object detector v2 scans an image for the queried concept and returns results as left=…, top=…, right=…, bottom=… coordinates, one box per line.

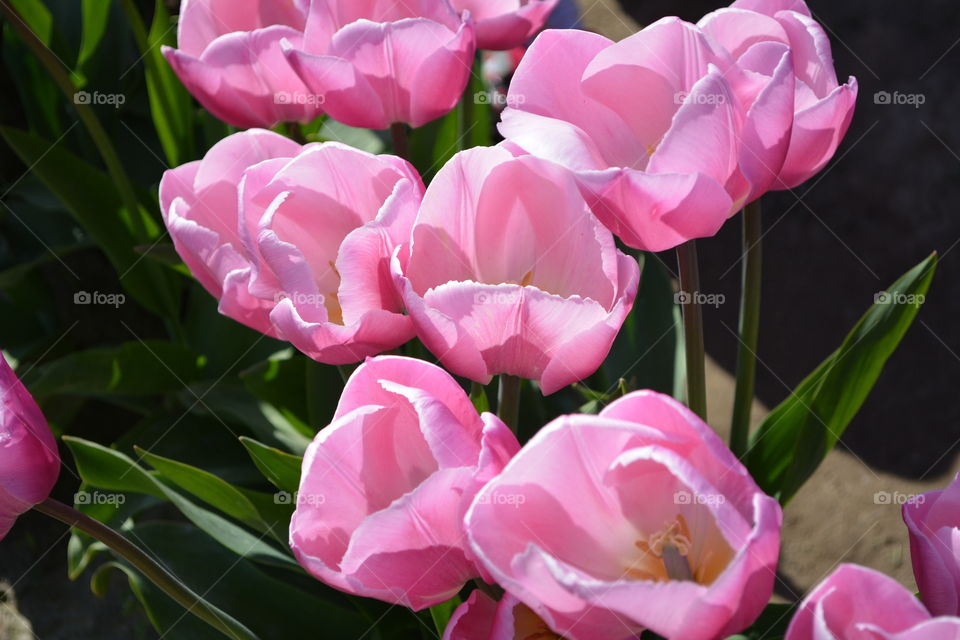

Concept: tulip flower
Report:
left=283, top=0, right=475, bottom=129
left=392, top=145, right=639, bottom=394
left=449, top=0, right=558, bottom=50
left=499, top=21, right=797, bottom=251
left=290, top=356, right=520, bottom=610
left=466, top=390, right=782, bottom=640
left=160, top=129, right=299, bottom=336
left=160, top=129, right=423, bottom=363
left=1, top=355, right=60, bottom=540
left=444, top=590, right=562, bottom=640
left=903, top=475, right=960, bottom=616
left=162, top=0, right=323, bottom=129
left=699, top=0, right=858, bottom=189
left=786, top=564, right=960, bottom=640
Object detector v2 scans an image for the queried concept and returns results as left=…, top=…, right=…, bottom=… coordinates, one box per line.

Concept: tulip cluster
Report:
left=139, top=0, right=950, bottom=639
left=1, top=0, right=948, bottom=638
left=292, top=358, right=783, bottom=640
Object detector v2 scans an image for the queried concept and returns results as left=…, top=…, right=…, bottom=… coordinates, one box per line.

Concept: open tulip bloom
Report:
left=283, top=0, right=476, bottom=129
left=449, top=0, right=559, bottom=51
left=393, top=145, right=640, bottom=394
left=903, top=475, right=960, bottom=617
left=786, top=564, right=960, bottom=640
left=290, top=356, right=520, bottom=609
left=160, top=129, right=423, bottom=363
left=466, top=391, right=783, bottom=640
left=699, top=0, right=858, bottom=189
left=162, top=0, right=321, bottom=129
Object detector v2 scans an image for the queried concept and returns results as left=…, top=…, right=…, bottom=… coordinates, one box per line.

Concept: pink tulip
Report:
left=466, top=390, right=782, bottom=640
left=699, top=0, right=858, bottom=189
left=499, top=21, right=797, bottom=251
left=160, top=129, right=423, bottom=362
left=786, top=564, right=960, bottom=640
left=449, top=0, right=558, bottom=50
left=290, top=356, right=520, bottom=610
left=392, top=145, right=639, bottom=395
left=162, top=0, right=322, bottom=129
left=903, top=475, right=960, bottom=616
left=0, top=355, right=59, bottom=540
left=160, top=129, right=299, bottom=336
left=444, top=590, right=562, bottom=640
left=283, top=0, right=475, bottom=129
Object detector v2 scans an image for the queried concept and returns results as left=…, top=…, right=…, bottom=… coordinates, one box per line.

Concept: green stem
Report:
left=390, top=122, right=409, bottom=160
left=33, top=498, right=260, bottom=640
left=677, top=241, right=707, bottom=420
left=730, top=199, right=763, bottom=458
left=285, top=121, right=308, bottom=145
left=497, top=375, right=521, bottom=433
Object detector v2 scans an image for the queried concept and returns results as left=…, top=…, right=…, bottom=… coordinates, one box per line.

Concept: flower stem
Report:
left=677, top=241, right=707, bottom=420
left=390, top=122, right=409, bottom=161
left=285, top=121, right=308, bottom=145
left=730, top=199, right=763, bottom=458
left=497, top=375, right=521, bottom=433
left=32, top=498, right=261, bottom=640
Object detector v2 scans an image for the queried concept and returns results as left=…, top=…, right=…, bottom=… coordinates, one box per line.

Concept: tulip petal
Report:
left=339, top=467, right=477, bottom=609
left=577, top=168, right=733, bottom=252
left=777, top=77, right=857, bottom=188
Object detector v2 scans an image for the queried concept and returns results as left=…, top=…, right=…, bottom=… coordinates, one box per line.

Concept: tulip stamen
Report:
left=637, top=516, right=696, bottom=582
left=521, top=270, right=534, bottom=287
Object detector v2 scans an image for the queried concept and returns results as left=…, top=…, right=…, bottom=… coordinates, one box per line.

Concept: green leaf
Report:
left=239, top=437, right=302, bottom=494
left=470, top=381, right=490, bottom=414
left=63, top=437, right=298, bottom=570
left=135, top=447, right=287, bottom=540
left=8, top=0, right=53, bottom=42
left=76, top=0, right=111, bottom=83
left=318, top=119, right=385, bottom=153
left=430, top=596, right=461, bottom=637
left=0, top=126, right=178, bottom=315
left=131, top=0, right=196, bottom=166
left=240, top=352, right=312, bottom=434
left=63, top=436, right=165, bottom=498
left=104, top=523, right=371, bottom=640
left=24, top=341, right=205, bottom=398
left=187, top=385, right=313, bottom=454
left=724, top=602, right=795, bottom=639
left=747, top=253, right=937, bottom=504
left=88, top=558, right=258, bottom=640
